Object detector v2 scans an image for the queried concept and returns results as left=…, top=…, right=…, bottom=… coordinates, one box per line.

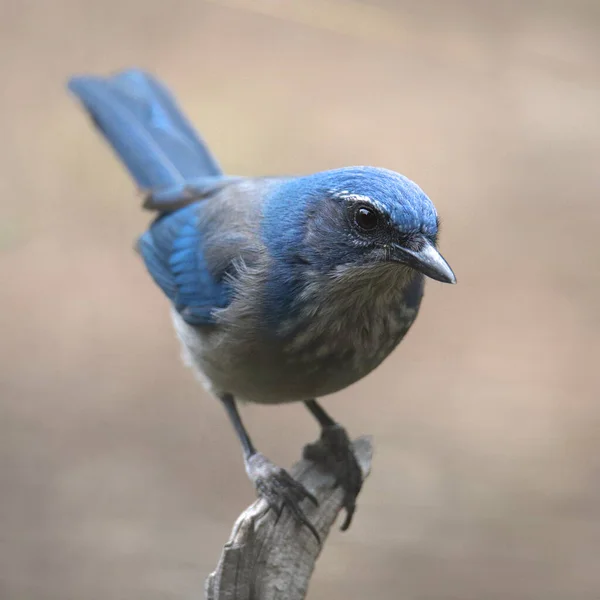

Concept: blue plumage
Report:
left=68, top=69, right=455, bottom=537
left=137, top=204, right=231, bottom=325
left=68, top=69, right=222, bottom=200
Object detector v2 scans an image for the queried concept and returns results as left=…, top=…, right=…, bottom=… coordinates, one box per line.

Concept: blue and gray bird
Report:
left=68, top=69, right=456, bottom=540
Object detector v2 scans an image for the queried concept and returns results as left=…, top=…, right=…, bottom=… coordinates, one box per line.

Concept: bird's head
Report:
left=267, top=167, right=456, bottom=285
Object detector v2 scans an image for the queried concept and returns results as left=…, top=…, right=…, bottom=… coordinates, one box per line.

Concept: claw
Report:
left=245, top=453, right=321, bottom=544
left=339, top=503, right=355, bottom=531
left=303, top=424, right=363, bottom=531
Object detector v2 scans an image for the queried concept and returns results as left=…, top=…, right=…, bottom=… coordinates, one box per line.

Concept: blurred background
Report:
left=1, top=1, right=599, bottom=598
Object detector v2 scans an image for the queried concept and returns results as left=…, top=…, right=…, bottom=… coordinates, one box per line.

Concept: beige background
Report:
left=1, top=1, right=599, bottom=598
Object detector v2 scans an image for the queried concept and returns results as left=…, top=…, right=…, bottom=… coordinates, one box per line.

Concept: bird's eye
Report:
left=353, top=205, right=379, bottom=232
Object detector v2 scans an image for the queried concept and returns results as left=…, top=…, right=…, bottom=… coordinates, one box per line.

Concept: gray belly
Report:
left=171, top=302, right=418, bottom=404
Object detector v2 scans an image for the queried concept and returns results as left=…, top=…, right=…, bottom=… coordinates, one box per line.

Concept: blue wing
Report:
left=138, top=203, right=232, bottom=325
left=68, top=68, right=243, bottom=324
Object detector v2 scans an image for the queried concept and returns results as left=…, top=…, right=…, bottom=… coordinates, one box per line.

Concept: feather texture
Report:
left=68, top=69, right=222, bottom=207
left=69, top=69, right=453, bottom=403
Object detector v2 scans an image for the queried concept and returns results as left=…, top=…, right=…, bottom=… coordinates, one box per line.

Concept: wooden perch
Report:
left=205, top=436, right=373, bottom=600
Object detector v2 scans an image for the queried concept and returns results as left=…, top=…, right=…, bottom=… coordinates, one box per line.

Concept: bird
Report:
left=67, top=69, right=456, bottom=542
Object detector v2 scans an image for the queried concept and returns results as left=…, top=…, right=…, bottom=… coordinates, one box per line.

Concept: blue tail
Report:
left=68, top=69, right=223, bottom=203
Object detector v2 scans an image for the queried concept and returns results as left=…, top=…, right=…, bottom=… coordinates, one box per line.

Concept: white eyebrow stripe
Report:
left=335, top=192, right=371, bottom=202
left=336, top=193, right=388, bottom=215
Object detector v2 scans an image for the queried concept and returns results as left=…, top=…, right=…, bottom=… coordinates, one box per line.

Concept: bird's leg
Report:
left=219, top=393, right=320, bottom=542
left=303, top=399, right=363, bottom=531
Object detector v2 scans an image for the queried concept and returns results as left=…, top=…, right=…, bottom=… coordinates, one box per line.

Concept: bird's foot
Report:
left=245, top=452, right=320, bottom=543
left=303, top=424, right=362, bottom=531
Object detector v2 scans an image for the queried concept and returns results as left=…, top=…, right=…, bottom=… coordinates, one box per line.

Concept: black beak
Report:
left=392, top=240, right=456, bottom=284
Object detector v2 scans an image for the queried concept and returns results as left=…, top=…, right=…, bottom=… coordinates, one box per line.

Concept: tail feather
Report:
left=68, top=69, right=223, bottom=194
